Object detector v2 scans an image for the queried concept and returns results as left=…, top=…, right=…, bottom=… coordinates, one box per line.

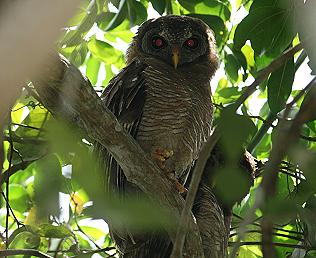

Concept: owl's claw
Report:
left=153, top=148, right=174, bottom=168
left=174, top=180, right=188, bottom=194
left=153, top=148, right=186, bottom=194
left=166, top=172, right=187, bottom=194
left=154, top=148, right=174, bottom=161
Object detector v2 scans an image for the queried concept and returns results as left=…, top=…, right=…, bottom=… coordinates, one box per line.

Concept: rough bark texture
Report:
left=31, top=53, right=228, bottom=257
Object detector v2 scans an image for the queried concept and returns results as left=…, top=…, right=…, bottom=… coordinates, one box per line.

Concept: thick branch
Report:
left=32, top=54, right=204, bottom=257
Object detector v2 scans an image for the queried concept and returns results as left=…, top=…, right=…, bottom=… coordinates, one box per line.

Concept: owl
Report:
left=96, top=15, right=219, bottom=257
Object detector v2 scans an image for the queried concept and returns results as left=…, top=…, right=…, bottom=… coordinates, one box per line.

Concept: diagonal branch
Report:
left=31, top=53, right=204, bottom=257
left=261, top=77, right=316, bottom=257
left=0, top=249, right=52, bottom=258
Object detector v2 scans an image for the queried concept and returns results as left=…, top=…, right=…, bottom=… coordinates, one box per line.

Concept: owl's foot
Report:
left=166, top=172, right=188, bottom=194
left=153, top=148, right=186, bottom=194
left=174, top=180, right=188, bottom=194
left=153, top=148, right=174, bottom=169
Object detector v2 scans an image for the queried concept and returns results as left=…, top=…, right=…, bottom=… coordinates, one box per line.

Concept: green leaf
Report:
left=178, top=0, right=197, bottom=12
left=96, top=12, right=116, bottom=31
left=127, top=0, right=147, bottom=26
left=104, top=0, right=127, bottom=31
left=250, top=0, right=289, bottom=12
left=69, top=44, right=88, bottom=67
left=38, top=223, right=72, bottom=238
left=213, top=166, right=253, bottom=208
left=225, top=54, right=239, bottom=82
left=186, top=14, right=226, bottom=46
left=79, top=226, right=106, bottom=240
left=149, top=0, right=166, bottom=14
left=267, top=57, right=294, bottom=114
left=218, top=108, right=257, bottom=160
left=241, top=44, right=255, bottom=69
left=87, top=38, right=122, bottom=64
left=234, top=7, right=295, bottom=58
left=61, top=3, right=97, bottom=47
left=33, top=154, right=63, bottom=218
left=76, top=3, right=98, bottom=34
left=214, top=87, right=240, bottom=105
left=9, top=231, right=40, bottom=250
left=86, top=55, right=101, bottom=85
left=105, top=28, right=134, bottom=43
left=103, top=64, right=115, bottom=86
left=8, top=184, right=31, bottom=213
left=194, top=0, right=231, bottom=21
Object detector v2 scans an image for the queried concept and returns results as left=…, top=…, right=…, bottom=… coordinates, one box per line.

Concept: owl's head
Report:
left=126, top=15, right=218, bottom=74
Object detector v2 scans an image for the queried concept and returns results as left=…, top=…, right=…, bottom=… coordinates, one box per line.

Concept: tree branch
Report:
left=31, top=53, right=204, bottom=257
left=232, top=43, right=303, bottom=111
left=171, top=129, right=221, bottom=258
left=0, top=249, right=52, bottom=258
left=261, top=77, right=316, bottom=257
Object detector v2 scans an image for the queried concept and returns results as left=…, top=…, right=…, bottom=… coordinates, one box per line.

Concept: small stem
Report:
left=247, top=111, right=277, bottom=154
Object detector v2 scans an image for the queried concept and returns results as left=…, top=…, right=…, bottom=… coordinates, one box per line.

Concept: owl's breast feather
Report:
left=136, top=64, right=213, bottom=176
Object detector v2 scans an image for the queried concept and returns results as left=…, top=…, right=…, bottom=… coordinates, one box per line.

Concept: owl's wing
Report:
left=95, top=59, right=147, bottom=195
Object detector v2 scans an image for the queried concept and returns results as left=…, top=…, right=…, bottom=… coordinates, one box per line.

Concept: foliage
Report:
left=1, top=0, right=316, bottom=257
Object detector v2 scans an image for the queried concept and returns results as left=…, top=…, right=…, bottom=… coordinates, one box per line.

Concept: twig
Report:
left=0, top=249, right=53, bottom=258
left=170, top=129, right=220, bottom=258
left=3, top=135, right=47, bottom=145
left=232, top=43, right=303, bottom=111
left=1, top=192, right=24, bottom=228
left=69, top=247, right=116, bottom=257
left=11, top=122, right=44, bottom=131
left=247, top=47, right=308, bottom=154
left=247, top=112, right=277, bottom=154
left=261, top=77, right=316, bottom=257
left=228, top=241, right=310, bottom=250
left=5, top=118, right=14, bottom=250
left=229, top=229, right=303, bottom=241
left=0, top=159, right=40, bottom=186
left=300, top=135, right=316, bottom=141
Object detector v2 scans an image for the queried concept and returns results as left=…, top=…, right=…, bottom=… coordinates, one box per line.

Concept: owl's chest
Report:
left=136, top=66, right=212, bottom=173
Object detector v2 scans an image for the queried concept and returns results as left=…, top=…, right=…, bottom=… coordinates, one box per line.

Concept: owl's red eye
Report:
left=185, top=38, right=198, bottom=49
left=152, top=36, right=165, bottom=49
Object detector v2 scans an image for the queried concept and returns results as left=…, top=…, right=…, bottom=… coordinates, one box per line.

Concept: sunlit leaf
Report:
left=9, top=231, right=40, bottom=250
left=234, top=7, right=295, bottom=58
left=8, top=184, right=31, bottom=213
left=38, top=223, right=72, bottom=238
left=88, top=38, right=122, bottom=64
left=86, top=55, right=101, bottom=85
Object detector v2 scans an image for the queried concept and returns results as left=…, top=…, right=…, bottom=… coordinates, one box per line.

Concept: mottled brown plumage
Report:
left=96, top=15, right=219, bottom=257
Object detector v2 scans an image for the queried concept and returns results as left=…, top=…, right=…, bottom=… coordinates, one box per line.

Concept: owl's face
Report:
left=127, top=15, right=218, bottom=71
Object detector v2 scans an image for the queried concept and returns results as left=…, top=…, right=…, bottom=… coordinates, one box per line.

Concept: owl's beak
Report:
left=172, top=48, right=180, bottom=69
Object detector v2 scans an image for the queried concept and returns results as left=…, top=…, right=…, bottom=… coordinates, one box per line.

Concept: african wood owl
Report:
left=96, top=15, right=219, bottom=257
